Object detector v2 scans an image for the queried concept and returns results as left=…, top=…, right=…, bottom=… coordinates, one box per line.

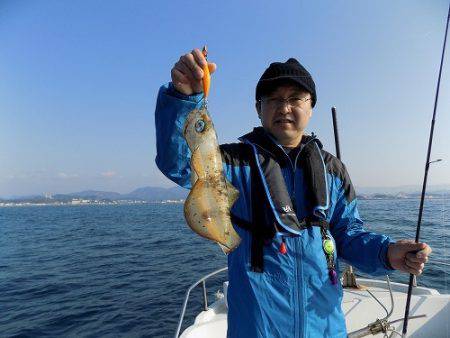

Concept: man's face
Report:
left=256, top=84, right=313, bottom=147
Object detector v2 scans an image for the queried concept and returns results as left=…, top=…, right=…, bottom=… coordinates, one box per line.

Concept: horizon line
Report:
left=2, top=182, right=450, bottom=199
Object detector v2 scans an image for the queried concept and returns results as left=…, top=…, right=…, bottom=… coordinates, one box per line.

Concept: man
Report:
left=155, top=48, right=431, bottom=338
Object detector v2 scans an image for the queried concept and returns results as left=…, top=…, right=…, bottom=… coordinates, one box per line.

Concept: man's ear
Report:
left=255, top=101, right=261, bottom=119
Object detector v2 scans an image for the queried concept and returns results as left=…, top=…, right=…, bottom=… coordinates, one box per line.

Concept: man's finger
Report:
left=402, top=242, right=427, bottom=252
left=171, top=68, right=189, bottom=84
left=406, top=252, right=428, bottom=263
left=408, top=267, right=423, bottom=275
left=402, top=261, right=423, bottom=275
left=192, top=48, right=207, bottom=68
left=405, top=259, right=424, bottom=271
left=416, top=244, right=432, bottom=258
left=174, top=60, right=196, bottom=83
left=180, top=53, right=204, bottom=80
left=208, top=62, right=217, bottom=74
left=405, top=266, right=423, bottom=276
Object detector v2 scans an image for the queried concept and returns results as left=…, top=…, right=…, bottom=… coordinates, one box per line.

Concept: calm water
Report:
left=0, top=199, right=449, bottom=337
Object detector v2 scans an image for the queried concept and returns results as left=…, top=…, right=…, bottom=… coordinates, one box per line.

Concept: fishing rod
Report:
left=331, top=107, right=361, bottom=289
left=331, top=107, right=341, bottom=160
left=332, top=106, right=371, bottom=290
left=402, top=3, right=450, bottom=337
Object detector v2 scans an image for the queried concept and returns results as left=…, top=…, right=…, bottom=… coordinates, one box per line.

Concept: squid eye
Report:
left=195, top=119, right=206, bottom=133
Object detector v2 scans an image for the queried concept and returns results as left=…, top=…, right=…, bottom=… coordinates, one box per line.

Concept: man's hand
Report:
left=387, top=240, right=432, bottom=275
left=171, top=48, right=217, bottom=96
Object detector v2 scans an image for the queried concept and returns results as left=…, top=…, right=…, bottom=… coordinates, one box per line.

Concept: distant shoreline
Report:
left=1, top=185, right=448, bottom=208
left=357, top=196, right=449, bottom=201
left=1, top=196, right=448, bottom=208
left=0, top=199, right=185, bottom=207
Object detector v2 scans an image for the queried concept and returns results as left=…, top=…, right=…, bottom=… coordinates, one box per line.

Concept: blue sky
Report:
left=0, top=0, right=449, bottom=197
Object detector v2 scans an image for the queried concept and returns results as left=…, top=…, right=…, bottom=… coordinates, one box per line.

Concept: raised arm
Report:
left=155, top=83, right=202, bottom=188
left=155, top=48, right=217, bottom=188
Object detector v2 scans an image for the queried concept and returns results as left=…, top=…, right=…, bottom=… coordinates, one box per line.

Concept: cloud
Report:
left=57, top=172, right=79, bottom=179
left=5, top=171, right=48, bottom=180
left=100, top=171, right=117, bottom=178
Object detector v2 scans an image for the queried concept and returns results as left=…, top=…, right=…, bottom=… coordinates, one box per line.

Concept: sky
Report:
left=0, top=0, right=449, bottom=197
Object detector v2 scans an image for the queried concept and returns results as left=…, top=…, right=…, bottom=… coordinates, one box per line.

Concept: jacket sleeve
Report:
left=154, top=82, right=252, bottom=224
left=154, top=82, right=204, bottom=189
left=328, top=166, right=395, bottom=276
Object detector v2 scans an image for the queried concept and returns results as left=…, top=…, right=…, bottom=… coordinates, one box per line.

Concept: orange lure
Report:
left=202, top=46, right=210, bottom=99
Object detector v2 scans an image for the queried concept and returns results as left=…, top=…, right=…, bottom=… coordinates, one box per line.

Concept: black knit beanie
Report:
left=255, top=58, right=317, bottom=107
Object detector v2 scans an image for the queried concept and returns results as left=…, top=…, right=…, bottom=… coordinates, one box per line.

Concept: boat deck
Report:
left=180, top=278, right=449, bottom=338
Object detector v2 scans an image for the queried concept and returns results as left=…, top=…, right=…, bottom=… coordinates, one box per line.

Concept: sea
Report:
left=1, top=198, right=449, bottom=337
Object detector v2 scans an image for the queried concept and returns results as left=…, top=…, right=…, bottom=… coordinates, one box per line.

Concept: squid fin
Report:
left=226, top=180, right=239, bottom=207
left=218, top=243, right=232, bottom=255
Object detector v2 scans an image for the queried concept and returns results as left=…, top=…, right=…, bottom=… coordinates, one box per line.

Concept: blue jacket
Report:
left=155, top=83, right=394, bottom=338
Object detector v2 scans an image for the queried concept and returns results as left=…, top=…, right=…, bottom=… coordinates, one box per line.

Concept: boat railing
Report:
left=174, top=266, right=228, bottom=338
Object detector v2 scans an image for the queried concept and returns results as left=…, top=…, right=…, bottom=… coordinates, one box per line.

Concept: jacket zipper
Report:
left=247, top=135, right=317, bottom=338
left=270, top=136, right=316, bottom=208
left=266, top=137, right=315, bottom=338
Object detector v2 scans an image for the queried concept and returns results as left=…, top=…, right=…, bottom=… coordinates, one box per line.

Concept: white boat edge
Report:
left=178, top=271, right=450, bottom=338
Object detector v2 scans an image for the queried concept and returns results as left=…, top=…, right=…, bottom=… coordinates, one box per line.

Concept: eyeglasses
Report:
left=259, top=96, right=312, bottom=108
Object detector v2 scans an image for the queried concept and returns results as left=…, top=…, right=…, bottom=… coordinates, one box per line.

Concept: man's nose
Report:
left=277, top=102, right=291, bottom=114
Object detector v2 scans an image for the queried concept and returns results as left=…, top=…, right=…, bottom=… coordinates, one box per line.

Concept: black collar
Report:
left=239, top=127, right=322, bottom=165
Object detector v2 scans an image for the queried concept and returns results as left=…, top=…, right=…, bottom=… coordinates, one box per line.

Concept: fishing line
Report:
left=402, top=3, right=450, bottom=336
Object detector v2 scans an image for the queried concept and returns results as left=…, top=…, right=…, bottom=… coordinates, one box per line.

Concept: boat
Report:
left=175, top=266, right=450, bottom=338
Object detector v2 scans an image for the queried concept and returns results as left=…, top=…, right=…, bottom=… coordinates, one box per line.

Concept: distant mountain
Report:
left=357, top=190, right=449, bottom=200
left=62, top=186, right=188, bottom=201
left=4, top=195, right=50, bottom=203
left=2, top=185, right=448, bottom=204
left=124, top=186, right=187, bottom=201
left=65, top=190, right=122, bottom=200
left=1, top=186, right=189, bottom=203
left=7, top=194, right=44, bottom=201
left=357, top=184, right=450, bottom=195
